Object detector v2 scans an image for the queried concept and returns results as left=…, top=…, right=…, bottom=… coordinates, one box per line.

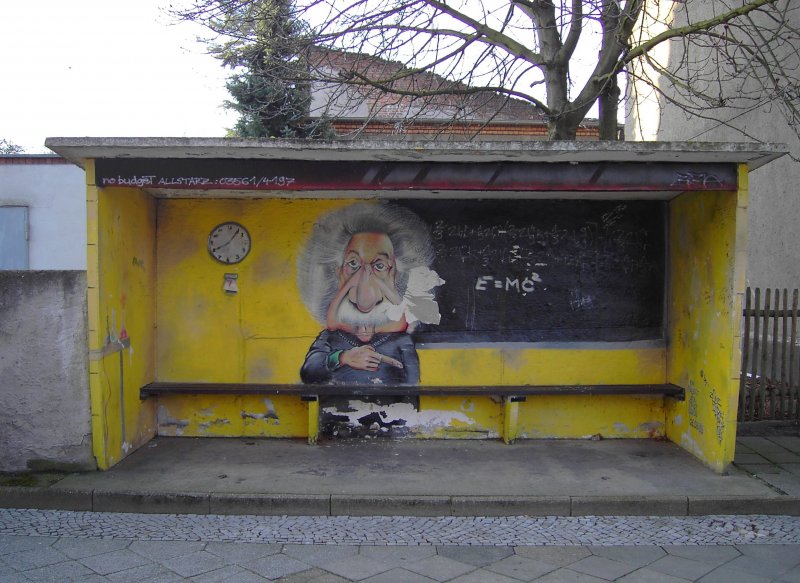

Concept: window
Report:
left=0, top=206, right=29, bottom=269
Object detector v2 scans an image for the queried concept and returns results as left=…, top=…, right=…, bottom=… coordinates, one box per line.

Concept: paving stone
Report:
left=437, top=545, right=514, bottom=567
left=616, top=567, right=692, bottom=582
left=0, top=562, right=16, bottom=577
left=358, top=545, right=437, bottom=566
left=763, top=437, right=800, bottom=453
left=761, top=450, right=800, bottom=464
left=53, top=537, right=131, bottom=559
left=159, top=550, right=227, bottom=577
left=361, top=567, right=438, bottom=583
left=661, top=545, right=740, bottom=566
left=282, top=544, right=359, bottom=567
left=490, top=555, right=566, bottom=581
left=513, top=547, right=591, bottom=567
left=0, top=574, right=33, bottom=583
left=129, top=540, right=206, bottom=561
left=0, top=535, right=57, bottom=556
left=588, top=545, right=666, bottom=568
left=245, top=554, right=314, bottom=580
left=106, top=562, right=186, bottom=583
left=646, top=555, right=718, bottom=580
left=783, top=463, right=800, bottom=477
left=568, top=555, right=638, bottom=580
left=188, top=565, right=249, bottom=583
left=2, top=546, right=70, bottom=571
left=272, top=567, right=351, bottom=583
left=531, top=569, right=607, bottom=582
left=204, top=541, right=282, bottom=563
left=324, top=554, right=391, bottom=580
left=738, top=436, right=789, bottom=452
left=777, top=564, right=800, bottom=583
left=737, top=544, right=800, bottom=563
left=723, top=554, right=798, bottom=579
left=17, top=559, right=96, bottom=583
left=190, top=565, right=271, bottom=583
left=403, top=554, right=476, bottom=581
left=697, top=565, right=772, bottom=583
left=737, top=463, right=782, bottom=475
left=733, top=453, right=769, bottom=464
left=447, top=568, right=524, bottom=583
left=79, top=548, right=152, bottom=575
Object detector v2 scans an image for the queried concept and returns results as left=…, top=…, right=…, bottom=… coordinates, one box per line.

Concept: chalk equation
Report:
left=100, top=175, right=297, bottom=188
left=475, top=273, right=543, bottom=295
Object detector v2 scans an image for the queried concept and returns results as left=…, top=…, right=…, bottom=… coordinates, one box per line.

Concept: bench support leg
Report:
left=503, top=397, right=521, bottom=444
left=306, top=396, right=319, bottom=445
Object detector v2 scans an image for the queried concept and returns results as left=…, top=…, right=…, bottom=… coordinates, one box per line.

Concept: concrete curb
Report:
left=0, top=487, right=93, bottom=511
left=572, top=496, right=688, bottom=516
left=2, top=488, right=800, bottom=517
left=92, top=491, right=210, bottom=514
left=451, top=496, right=571, bottom=516
left=210, top=493, right=330, bottom=516
left=687, top=496, right=800, bottom=516
left=331, top=495, right=452, bottom=516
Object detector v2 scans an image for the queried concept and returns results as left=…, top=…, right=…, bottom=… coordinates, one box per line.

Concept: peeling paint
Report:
left=321, top=400, right=477, bottom=438
left=156, top=405, right=189, bottom=436
left=198, top=418, right=232, bottom=432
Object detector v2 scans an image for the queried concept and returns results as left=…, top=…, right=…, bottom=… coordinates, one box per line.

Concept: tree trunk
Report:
left=598, top=74, right=622, bottom=140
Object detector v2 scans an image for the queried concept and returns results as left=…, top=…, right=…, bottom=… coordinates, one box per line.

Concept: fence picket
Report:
left=759, top=289, right=773, bottom=420
left=739, top=288, right=752, bottom=420
left=793, top=290, right=799, bottom=420
left=748, top=288, right=762, bottom=421
left=777, top=288, right=789, bottom=417
left=770, top=289, right=780, bottom=418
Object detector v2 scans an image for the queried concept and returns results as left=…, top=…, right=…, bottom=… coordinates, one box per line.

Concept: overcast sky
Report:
left=1, top=0, right=236, bottom=153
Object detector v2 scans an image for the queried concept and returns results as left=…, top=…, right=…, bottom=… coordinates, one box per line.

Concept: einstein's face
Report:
left=330, top=232, right=406, bottom=341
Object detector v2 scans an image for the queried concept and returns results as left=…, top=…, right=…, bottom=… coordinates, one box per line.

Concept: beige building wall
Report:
left=626, top=3, right=800, bottom=290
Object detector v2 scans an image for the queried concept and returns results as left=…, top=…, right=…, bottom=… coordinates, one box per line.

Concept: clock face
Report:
left=208, top=222, right=251, bottom=264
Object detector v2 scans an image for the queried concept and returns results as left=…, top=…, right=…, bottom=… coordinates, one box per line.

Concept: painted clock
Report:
left=208, top=222, right=251, bottom=264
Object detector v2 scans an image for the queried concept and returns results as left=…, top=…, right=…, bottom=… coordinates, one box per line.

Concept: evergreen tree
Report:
left=205, top=0, right=330, bottom=138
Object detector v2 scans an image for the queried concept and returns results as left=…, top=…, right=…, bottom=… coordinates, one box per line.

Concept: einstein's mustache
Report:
left=334, top=299, right=400, bottom=327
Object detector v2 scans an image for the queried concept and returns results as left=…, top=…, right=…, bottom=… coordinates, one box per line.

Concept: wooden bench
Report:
left=140, top=382, right=685, bottom=444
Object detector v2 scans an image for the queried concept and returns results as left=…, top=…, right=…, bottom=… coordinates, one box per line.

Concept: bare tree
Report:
left=0, top=139, right=23, bottom=154
left=176, top=0, right=798, bottom=141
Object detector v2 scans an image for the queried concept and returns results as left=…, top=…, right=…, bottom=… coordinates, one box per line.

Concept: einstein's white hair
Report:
left=297, top=202, right=435, bottom=324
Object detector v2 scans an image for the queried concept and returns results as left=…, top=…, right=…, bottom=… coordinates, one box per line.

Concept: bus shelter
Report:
left=46, top=138, right=785, bottom=472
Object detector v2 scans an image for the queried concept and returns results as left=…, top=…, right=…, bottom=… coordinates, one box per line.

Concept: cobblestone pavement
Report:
left=1, top=510, right=800, bottom=582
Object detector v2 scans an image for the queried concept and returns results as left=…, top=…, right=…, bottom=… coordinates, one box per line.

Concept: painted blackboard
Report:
left=398, top=199, right=666, bottom=343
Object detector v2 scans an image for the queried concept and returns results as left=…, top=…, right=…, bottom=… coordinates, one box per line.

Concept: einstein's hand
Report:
left=340, top=346, right=404, bottom=371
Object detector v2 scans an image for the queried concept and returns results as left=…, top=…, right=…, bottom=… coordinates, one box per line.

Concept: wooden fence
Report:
left=738, top=287, right=800, bottom=422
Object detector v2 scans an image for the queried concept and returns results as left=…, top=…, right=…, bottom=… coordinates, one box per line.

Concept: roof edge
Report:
left=45, top=137, right=787, bottom=171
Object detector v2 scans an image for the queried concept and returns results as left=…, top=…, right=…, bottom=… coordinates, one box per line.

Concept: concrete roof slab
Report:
left=45, top=137, right=786, bottom=170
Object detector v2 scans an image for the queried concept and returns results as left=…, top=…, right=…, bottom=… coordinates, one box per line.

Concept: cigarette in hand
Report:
left=378, top=354, right=404, bottom=369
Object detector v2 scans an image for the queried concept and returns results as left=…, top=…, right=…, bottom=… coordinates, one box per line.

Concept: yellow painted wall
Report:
left=665, top=171, right=746, bottom=471
left=154, top=198, right=667, bottom=440
left=88, top=181, right=157, bottom=468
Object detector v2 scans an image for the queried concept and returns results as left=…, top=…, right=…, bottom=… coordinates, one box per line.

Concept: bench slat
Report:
left=140, top=382, right=684, bottom=400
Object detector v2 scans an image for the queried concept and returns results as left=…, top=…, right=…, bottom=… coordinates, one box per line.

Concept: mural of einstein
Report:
left=298, top=202, right=444, bottom=385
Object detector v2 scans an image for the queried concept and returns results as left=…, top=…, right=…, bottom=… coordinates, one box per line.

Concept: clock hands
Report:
left=212, top=229, right=241, bottom=252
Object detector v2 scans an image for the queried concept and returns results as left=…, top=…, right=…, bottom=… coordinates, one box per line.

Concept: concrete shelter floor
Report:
left=58, top=437, right=772, bottom=497
left=6, top=436, right=799, bottom=516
